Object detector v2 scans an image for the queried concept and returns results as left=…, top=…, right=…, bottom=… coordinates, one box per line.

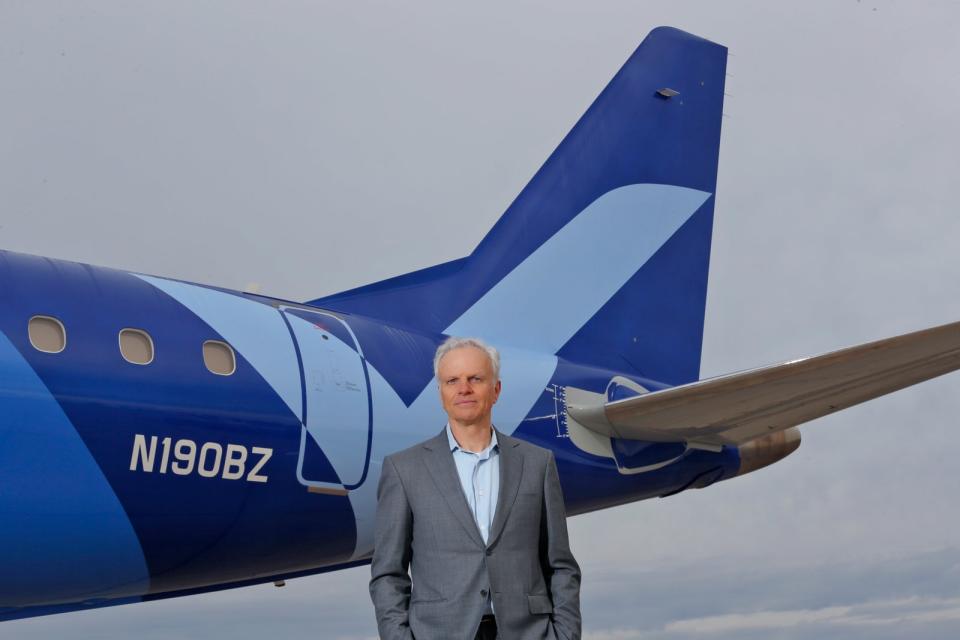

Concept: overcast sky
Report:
left=3, top=1, right=960, bottom=638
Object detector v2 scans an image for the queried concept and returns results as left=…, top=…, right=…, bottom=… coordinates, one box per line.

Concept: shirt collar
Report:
left=446, top=423, right=498, bottom=455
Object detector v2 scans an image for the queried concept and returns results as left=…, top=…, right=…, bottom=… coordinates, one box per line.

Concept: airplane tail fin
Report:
left=309, top=27, right=727, bottom=386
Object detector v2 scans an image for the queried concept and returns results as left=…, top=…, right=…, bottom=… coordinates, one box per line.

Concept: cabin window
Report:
left=28, top=316, right=66, bottom=353
left=119, top=328, right=154, bottom=365
left=203, top=340, right=236, bottom=376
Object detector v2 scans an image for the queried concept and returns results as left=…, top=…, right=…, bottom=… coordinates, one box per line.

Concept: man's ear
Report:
left=493, top=379, right=502, bottom=401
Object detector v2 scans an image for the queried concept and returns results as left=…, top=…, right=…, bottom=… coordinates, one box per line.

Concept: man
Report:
left=369, top=337, right=582, bottom=640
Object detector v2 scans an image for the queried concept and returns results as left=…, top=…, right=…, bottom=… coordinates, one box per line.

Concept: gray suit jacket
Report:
left=369, top=428, right=581, bottom=640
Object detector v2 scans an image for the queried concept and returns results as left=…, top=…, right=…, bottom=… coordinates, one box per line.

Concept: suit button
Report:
left=480, top=589, right=488, bottom=597
left=485, top=549, right=492, bottom=556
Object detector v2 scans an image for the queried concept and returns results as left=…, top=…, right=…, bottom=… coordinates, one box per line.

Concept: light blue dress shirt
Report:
left=446, top=424, right=500, bottom=614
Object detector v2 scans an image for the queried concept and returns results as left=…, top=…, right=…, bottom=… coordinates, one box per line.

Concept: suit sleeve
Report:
left=540, top=451, right=582, bottom=640
left=369, top=456, right=415, bottom=640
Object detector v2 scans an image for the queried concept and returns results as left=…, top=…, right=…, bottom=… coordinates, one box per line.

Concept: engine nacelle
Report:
left=736, top=428, right=801, bottom=476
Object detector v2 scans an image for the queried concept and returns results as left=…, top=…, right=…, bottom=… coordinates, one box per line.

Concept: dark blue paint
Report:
left=607, top=380, right=644, bottom=402
left=0, top=252, right=357, bottom=597
left=559, top=206, right=716, bottom=385
left=285, top=307, right=358, bottom=354
left=300, top=430, right=341, bottom=483
left=335, top=312, right=441, bottom=406
left=611, top=440, right=688, bottom=470
left=0, top=327, right=149, bottom=606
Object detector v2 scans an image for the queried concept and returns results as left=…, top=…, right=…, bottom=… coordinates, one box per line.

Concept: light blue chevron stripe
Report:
left=445, top=183, right=711, bottom=351
left=135, top=275, right=302, bottom=421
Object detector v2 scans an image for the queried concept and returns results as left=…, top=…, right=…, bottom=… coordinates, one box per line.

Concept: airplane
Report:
left=3, top=25, right=959, bottom=623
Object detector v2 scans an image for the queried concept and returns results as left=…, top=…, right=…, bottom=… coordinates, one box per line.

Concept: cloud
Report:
left=589, top=596, right=960, bottom=640
left=662, top=596, right=960, bottom=633
left=577, top=546, right=960, bottom=639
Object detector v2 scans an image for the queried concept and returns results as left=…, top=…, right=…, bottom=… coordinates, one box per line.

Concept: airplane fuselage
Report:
left=0, top=250, right=745, bottom=617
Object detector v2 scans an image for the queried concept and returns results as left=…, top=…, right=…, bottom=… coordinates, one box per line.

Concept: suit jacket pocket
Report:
left=527, top=594, right=554, bottom=615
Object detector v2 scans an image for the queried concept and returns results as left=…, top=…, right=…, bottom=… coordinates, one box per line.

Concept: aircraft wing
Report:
left=566, top=320, right=960, bottom=449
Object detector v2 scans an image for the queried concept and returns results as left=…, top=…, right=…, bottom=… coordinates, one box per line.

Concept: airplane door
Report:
left=280, top=307, right=372, bottom=494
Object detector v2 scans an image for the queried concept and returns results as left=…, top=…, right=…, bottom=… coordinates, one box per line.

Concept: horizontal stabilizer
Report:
left=567, top=320, right=960, bottom=448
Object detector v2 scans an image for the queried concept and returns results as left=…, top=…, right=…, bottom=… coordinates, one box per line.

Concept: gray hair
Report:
left=433, top=336, right=501, bottom=381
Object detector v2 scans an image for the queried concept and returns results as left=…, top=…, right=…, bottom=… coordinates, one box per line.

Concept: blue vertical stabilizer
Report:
left=310, top=27, right=727, bottom=385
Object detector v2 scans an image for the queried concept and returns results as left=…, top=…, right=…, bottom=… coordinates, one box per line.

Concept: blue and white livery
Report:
left=3, top=27, right=959, bottom=622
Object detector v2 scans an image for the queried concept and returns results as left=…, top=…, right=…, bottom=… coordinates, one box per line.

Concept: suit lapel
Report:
left=487, top=428, right=524, bottom=548
left=423, top=430, right=485, bottom=548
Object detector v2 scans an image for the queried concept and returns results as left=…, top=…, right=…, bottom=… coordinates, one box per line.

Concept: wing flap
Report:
left=567, top=320, right=960, bottom=446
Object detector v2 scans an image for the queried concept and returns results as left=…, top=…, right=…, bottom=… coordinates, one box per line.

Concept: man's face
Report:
left=437, top=346, right=501, bottom=428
